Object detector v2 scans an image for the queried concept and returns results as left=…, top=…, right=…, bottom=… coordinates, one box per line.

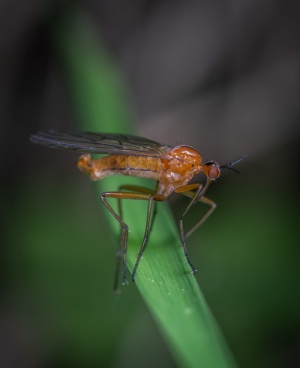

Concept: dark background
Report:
left=1, top=1, right=299, bottom=367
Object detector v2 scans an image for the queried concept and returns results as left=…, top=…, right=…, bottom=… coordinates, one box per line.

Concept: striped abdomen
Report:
left=77, top=154, right=165, bottom=181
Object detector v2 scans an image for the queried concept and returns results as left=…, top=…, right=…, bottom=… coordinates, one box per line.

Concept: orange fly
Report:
left=30, top=130, right=245, bottom=290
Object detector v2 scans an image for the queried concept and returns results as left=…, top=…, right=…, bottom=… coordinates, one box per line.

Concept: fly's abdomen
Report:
left=77, top=154, right=164, bottom=181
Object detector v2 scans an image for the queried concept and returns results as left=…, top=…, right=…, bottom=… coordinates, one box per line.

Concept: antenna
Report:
left=220, top=155, right=247, bottom=174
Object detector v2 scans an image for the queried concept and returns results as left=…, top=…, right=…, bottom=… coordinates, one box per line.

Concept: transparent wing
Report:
left=30, top=130, right=171, bottom=157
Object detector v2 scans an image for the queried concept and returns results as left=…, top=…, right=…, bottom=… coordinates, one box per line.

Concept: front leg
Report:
left=175, top=180, right=215, bottom=274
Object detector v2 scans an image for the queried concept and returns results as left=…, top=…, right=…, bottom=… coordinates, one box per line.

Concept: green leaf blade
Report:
left=106, top=192, right=237, bottom=368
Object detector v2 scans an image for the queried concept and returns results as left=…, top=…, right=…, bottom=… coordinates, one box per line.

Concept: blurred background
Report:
left=1, top=0, right=299, bottom=367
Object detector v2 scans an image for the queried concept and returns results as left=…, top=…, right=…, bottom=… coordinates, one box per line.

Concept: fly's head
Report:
left=201, top=161, right=221, bottom=180
left=202, top=155, right=246, bottom=181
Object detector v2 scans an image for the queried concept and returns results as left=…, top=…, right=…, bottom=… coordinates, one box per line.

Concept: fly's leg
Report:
left=116, top=185, right=158, bottom=282
left=113, top=194, right=126, bottom=292
left=118, top=185, right=158, bottom=233
left=184, top=195, right=216, bottom=239
left=175, top=180, right=213, bottom=274
left=149, top=201, right=157, bottom=234
left=101, top=193, right=129, bottom=291
left=101, top=190, right=156, bottom=290
left=131, top=195, right=154, bottom=282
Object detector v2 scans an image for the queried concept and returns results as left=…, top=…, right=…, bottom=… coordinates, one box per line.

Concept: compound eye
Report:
left=208, top=164, right=220, bottom=179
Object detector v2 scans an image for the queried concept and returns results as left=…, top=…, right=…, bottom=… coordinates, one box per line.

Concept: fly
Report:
left=30, top=130, right=245, bottom=290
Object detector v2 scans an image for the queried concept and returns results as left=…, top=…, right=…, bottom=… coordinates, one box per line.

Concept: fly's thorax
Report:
left=161, top=145, right=202, bottom=184
left=155, top=146, right=202, bottom=198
